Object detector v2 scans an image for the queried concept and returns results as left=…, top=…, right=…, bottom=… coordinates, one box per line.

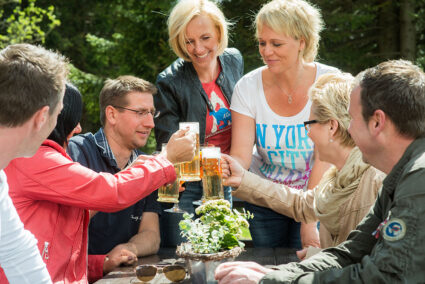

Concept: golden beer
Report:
left=201, top=147, right=224, bottom=200
left=179, top=122, right=201, bottom=181
left=157, top=165, right=180, bottom=203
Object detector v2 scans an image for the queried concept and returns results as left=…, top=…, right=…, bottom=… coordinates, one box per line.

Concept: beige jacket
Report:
left=233, top=167, right=385, bottom=248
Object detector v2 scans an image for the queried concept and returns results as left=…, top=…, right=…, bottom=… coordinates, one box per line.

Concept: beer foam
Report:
left=179, top=122, right=199, bottom=133
left=202, top=147, right=220, bottom=158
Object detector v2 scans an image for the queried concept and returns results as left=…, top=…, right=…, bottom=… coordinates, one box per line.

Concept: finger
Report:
left=173, top=128, right=188, bottom=138
left=178, top=186, right=185, bottom=192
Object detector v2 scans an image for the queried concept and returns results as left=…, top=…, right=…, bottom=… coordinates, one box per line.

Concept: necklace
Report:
left=272, top=77, right=295, bottom=104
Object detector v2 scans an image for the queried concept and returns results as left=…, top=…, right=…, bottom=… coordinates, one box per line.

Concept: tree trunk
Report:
left=400, top=0, right=416, bottom=61
left=378, top=0, right=399, bottom=60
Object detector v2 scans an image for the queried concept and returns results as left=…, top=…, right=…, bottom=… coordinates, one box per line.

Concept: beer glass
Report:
left=192, top=144, right=210, bottom=206
left=201, top=147, right=224, bottom=200
left=179, top=122, right=201, bottom=182
left=157, top=164, right=180, bottom=203
left=157, top=143, right=185, bottom=213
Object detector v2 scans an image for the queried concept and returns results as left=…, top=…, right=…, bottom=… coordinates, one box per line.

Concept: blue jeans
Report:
left=245, top=202, right=301, bottom=249
left=159, top=181, right=232, bottom=247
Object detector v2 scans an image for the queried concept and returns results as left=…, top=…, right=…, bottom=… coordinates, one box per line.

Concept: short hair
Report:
left=99, top=75, right=157, bottom=126
left=168, top=0, right=229, bottom=62
left=0, top=44, right=68, bottom=127
left=356, top=59, right=425, bottom=139
left=48, top=83, right=83, bottom=147
left=309, top=73, right=356, bottom=147
left=255, top=0, right=323, bottom=63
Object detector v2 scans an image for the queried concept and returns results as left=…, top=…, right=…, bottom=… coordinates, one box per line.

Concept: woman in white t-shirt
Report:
left=230, top=0, right=339, bottom=248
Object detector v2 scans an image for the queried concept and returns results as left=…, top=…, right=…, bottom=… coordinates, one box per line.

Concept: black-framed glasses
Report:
left=112, top=105, right=160, bottom=119
left=303, top=120, right=319, bottom=131
left=135, top=264, right=186, bottom=282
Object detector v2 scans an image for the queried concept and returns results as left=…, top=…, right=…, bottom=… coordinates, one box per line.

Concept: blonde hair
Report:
left=168, top=0, right=229, bottom=61
left=255, top=0, right=323, bottom=62
left=309, top=73, right=355, bottom=147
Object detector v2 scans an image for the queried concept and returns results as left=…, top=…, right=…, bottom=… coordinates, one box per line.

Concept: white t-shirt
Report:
left=0, top=170, right=51, bottom=284
left=231, top=63, right=339, bottom=190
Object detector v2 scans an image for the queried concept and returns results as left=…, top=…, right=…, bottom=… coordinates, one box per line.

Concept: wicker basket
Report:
left=176, top=243, right=243, bottom=283
left=176, top=243, right=243, bottom=261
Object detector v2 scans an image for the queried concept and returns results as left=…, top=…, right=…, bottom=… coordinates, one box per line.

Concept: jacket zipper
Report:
left=41, top=241, right=50, bottom=260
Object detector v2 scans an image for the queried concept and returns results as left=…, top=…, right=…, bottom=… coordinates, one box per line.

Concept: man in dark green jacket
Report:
left=215, top=59, right=425, bottom=283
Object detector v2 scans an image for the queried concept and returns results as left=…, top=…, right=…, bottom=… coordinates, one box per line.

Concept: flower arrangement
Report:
left=178, top=199, right=253, bottom=254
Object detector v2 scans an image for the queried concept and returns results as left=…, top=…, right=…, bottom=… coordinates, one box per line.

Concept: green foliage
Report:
left=179, top=199, right=253, bottom=254
left=68, top=65, right=104, bottom=132
left=0, top=0, right=59, bottom=48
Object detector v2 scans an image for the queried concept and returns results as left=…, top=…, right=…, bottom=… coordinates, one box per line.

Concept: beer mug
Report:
left=201, top=146, right=224, bottom=200
left=157, top=164, right=180, bottom=203
left=179, top=122, right=201, bottom=181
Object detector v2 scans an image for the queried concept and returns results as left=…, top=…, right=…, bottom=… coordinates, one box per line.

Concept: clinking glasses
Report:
left=135, top=264, right=186, bottom=282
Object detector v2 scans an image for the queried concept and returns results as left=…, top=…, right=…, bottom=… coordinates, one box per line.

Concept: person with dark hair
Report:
left=1, top=83, right=195, bottom=283
left=0, top=43, right=68, bottom=284
left=215, top=59, right=425, bottom=283
left=48, top=83, right=83, bottom=147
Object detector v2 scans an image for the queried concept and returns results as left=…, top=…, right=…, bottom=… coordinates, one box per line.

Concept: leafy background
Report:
left=2, top=0, right=424, bottom=153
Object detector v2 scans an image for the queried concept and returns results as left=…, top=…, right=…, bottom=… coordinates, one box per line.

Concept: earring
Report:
left=329, top=139, right=334, bottom=142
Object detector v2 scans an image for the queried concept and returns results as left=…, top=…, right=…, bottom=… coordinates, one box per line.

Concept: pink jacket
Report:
left=0, top=140, right=175, bottom=283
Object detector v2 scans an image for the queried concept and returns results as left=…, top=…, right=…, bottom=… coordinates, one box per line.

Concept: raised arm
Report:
left=221, top=154, right=318, bottom=224
left=230, top=111, right=256, bottom=169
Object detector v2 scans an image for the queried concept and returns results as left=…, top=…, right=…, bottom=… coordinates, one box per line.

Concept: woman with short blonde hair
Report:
left=155, top=0, right=244, bottom=247
left=230, top=0, right=338, bottom=249
left=168, top=0, right=229, bottom=62
left=255, top=0, right=323, bottom=62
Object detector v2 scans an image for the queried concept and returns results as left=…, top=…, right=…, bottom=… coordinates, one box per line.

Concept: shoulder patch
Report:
left=383, top=218, right=406, bottom=241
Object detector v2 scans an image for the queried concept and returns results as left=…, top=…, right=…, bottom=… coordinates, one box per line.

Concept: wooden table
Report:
left=94, top=247, right=299, bottom=283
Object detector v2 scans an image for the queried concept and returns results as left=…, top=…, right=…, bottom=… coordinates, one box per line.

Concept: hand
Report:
left=296, top=247, right=308, bottom=260
left=215, top=261, right=273, bottom=284
left=162, top=128, right=196, bottom=164
left=220, top=154, right=245, bottom=188
left=300, top=222, right=320, bottom=249
left=103, top=244, right=138, bottom=274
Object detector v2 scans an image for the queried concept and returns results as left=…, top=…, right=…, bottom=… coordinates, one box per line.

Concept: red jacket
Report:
left=0, top=140, right=175, bottom=283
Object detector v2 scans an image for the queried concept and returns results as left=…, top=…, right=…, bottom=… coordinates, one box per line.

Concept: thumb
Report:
left=121, top=254, right=137, bottom=265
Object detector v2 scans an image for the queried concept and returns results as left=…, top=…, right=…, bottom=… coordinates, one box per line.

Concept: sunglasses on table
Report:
left=135, top=264, right=187, bottom=283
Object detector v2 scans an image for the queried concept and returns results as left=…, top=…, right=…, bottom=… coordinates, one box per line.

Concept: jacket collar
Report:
left=93, top=128, right=139, bottom=169
left=42, top=139, right=71, bottom=159
left=382, top=137, right=425, bottom=195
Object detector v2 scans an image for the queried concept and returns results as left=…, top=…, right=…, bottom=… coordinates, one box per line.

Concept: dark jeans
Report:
left=159, top=181, right=232, bottom=247
left=245, top=202, right=302, bottom=249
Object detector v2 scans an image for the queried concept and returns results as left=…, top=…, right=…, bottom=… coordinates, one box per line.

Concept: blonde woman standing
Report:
left=155, top=0, right=244, bottom=247
left=230, top=0, right=338, bottom=248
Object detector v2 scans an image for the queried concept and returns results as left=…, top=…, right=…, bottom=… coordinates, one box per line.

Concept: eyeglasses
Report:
left=113, top=105, right=160, bottom=119
left=135, top=264, right=186, bottom=282
left=303, top=119, right=319, bottom=131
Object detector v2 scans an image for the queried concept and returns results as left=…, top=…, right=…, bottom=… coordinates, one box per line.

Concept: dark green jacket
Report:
left=262, top=137, right=425, bottom=283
